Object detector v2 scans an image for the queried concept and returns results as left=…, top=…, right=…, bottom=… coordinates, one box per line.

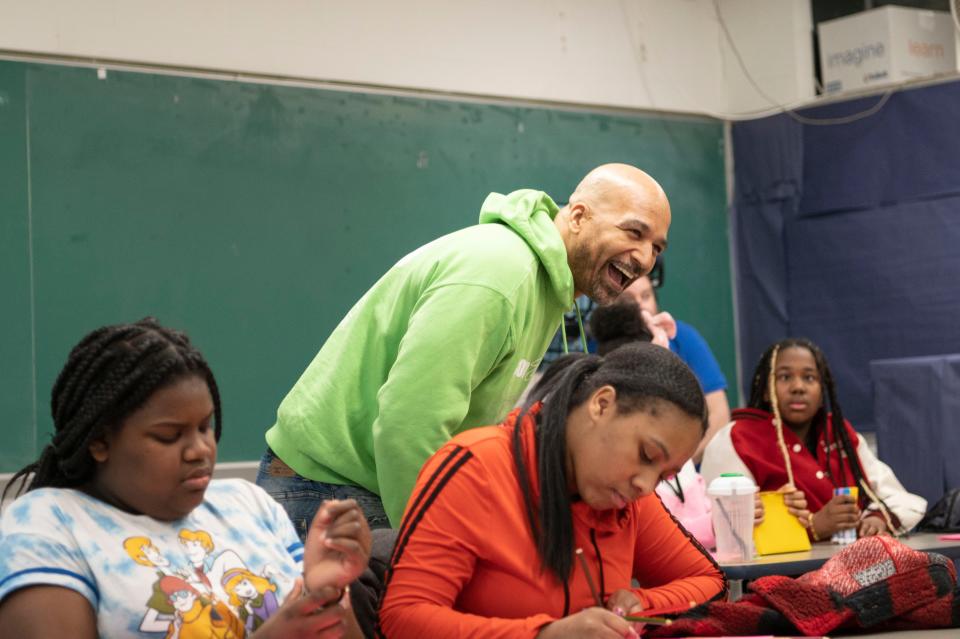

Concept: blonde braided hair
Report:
left=767, top=345, right=796, bottom=488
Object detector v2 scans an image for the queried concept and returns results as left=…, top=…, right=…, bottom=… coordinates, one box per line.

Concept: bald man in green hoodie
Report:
left=257, top=164, right=672, bottom=532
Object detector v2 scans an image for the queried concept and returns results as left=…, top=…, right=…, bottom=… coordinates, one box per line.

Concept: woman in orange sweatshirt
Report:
left=378, top=343, right=726, bottom=639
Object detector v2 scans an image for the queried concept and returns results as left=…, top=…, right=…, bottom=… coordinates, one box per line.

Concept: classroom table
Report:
left=853, top=630, right=958, bottom=638
left=670, top=631, right=957, bottom=638
left=717, top=532, right=960, bottom=600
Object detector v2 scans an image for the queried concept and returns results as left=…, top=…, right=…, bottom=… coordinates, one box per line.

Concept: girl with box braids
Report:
left=0, top=320, right=374, bottom=638
left=747, top=337, right=898, bottom=534
left=3, top=318, right=221, bottom=501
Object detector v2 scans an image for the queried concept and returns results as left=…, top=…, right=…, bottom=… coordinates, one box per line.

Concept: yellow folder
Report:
left=753, top=491, right=812, bottom=555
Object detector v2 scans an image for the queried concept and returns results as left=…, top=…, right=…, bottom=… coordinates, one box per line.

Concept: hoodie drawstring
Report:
left=559, top=301, right=590, bottom=355
left=589, top=528, right=606, bottom=602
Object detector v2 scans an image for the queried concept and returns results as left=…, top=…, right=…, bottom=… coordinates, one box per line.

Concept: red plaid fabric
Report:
left=652, top=536, right=959, bottom=636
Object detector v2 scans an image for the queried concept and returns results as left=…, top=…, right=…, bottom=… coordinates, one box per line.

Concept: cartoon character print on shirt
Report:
left=124, top=536, right=180, bottom=632
left=222, top=568, right=280, bottom=633
left=158, top=576, right=245, bottom=639
left=123, top=529, right=282, bottom=637
left=177, top=529, right=219, bottom=598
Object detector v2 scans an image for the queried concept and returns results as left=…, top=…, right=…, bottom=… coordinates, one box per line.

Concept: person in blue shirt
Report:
left=621, top=272, right=730, bottom=464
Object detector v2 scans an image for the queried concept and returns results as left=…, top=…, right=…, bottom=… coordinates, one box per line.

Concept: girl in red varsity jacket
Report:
left=378, top=343, right=725, bottom=639
left=701, top=338, right=926, bottom=541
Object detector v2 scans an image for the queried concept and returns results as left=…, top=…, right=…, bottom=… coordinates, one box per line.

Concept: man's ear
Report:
left=567, top=202, right=589, bottom=234
left=89, top=438, right=109, bottom=463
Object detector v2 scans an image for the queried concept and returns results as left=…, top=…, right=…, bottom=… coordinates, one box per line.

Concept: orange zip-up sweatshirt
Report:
left=378, top=406, right=725, bottom=638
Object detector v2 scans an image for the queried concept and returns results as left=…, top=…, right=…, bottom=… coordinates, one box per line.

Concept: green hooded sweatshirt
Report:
left=265, top=189, right=573, bottom=525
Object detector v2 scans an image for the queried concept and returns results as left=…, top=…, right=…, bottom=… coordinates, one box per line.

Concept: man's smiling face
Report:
left=567, top=195, right=669, bottom=304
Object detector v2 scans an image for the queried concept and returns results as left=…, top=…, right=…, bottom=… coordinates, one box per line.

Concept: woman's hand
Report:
left=606, top=589, right=646, bottom=637
left=255, top=583, right=353, bottom=638
left=537, top=607, right=638, bottom=639
left=303, top=499, right=372, bottom=593
left=858, top=514, right=889, bottom=537
left=812, top=493, right=860, bottom=538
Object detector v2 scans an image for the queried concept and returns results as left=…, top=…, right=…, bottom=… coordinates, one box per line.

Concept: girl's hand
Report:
left=813, top=493, right=860, bottom=537
left=777, top=484, right=810, bottom=526
left=537, top=607, right=638, bottom=639
left=858, top=514, right=889, bottom=537
left=255, top=584, right=352, bottom=638
left=753, top=492, right=765, bottom=526
left=303, top=499, right=372, bottom=593
left=606, top=589, right=646, bottom=636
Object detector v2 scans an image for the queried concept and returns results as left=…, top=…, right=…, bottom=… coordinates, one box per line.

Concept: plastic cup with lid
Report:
left=707, top=473, right=757, bottom=562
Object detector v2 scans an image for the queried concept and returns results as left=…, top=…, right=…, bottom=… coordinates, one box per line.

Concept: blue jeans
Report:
left=256, top=448, right=391, bottom=541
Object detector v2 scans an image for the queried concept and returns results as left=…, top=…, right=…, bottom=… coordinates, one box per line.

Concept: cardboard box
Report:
left=818, top=6, right=958, bottom=94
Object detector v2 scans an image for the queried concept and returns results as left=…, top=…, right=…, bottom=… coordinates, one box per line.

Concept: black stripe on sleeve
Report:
left=375, top=446, right=475, bottom=638
left=380, top=447, right=474, bottom=594
left=389, top=445, right=466, bottom=566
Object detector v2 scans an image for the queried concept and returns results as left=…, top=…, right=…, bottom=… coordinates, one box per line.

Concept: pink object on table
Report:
left=939, top=533, right=960, bottom=540
left=656, top=460, right=715, bottom=549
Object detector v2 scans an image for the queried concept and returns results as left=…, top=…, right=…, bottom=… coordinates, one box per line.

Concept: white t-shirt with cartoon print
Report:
left=0, top=479, right=303, bottom=637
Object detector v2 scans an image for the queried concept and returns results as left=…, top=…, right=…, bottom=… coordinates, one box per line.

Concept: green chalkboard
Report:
left=0, top=59, right=733, bottom=473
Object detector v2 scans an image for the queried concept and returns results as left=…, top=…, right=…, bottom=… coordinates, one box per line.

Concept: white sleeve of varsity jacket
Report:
left=855, top=433, right=927, bottom=531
